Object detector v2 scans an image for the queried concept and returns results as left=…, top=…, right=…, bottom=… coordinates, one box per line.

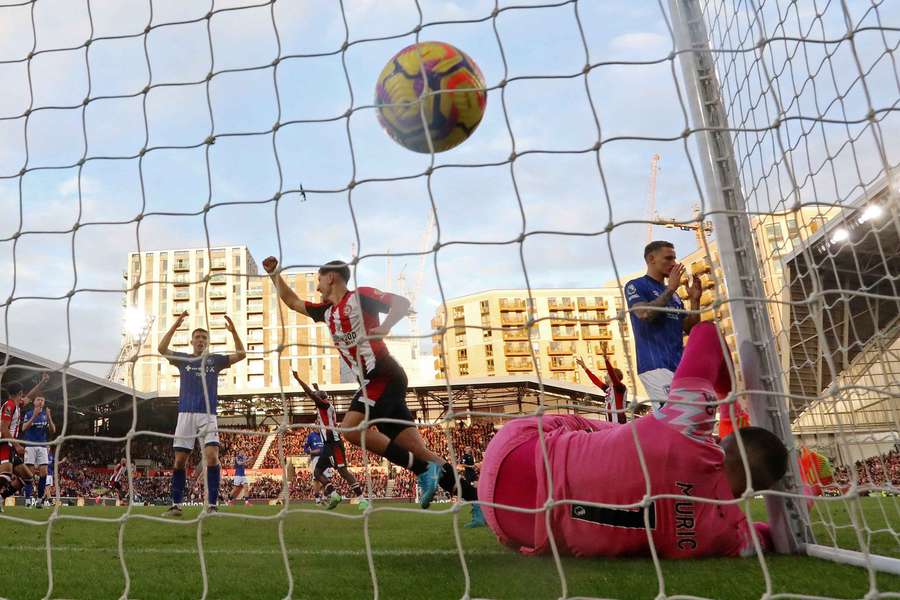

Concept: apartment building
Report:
left=430, top=287, right=637, bottom=390
left=117, top=247, right=342, bottom=394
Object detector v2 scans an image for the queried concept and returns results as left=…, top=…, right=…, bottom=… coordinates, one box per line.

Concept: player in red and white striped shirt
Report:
left=576, top=355, right=628, bottom=424
left=292, top=371, right=366, bottom=510
left=109, top=457, right=128, bottom=500
left=264, top=257, right=482, bottom=525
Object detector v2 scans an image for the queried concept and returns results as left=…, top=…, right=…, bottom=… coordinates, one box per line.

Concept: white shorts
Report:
left=45, top=475, right=54, bottom=487
left=233, top=475, right=248, bottom=486
left=308, top=457, right=319, bottom=474
left=638, top=368, right=675, bottom=411
left=173, top=412, right=220, bottom=450
left=25, top=446, right=50, bottom=466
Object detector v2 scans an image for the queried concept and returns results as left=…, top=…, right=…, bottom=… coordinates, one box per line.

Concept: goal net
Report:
left=0, top=0, right=897, bottom=599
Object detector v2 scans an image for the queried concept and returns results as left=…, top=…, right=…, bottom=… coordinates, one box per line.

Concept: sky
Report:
left=0, top=0, right=897, bottom=376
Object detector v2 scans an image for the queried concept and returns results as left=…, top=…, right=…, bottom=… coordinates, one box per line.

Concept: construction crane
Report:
left=646, top=154, right=661, bottom=244
left=655, top=204, right=713, bottom=246
left=399, top=210, right=436, bottom=362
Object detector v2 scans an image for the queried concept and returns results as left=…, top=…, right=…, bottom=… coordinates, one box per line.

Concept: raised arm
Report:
left=291, top=370, right=320, bottom=402
left=575, top=356, right=608, bottom=391
left=25, top=372, right=50, bottom=401
left=603, top=354, right=624, bottom=390
left=46, top=406, right=56, bottom=435
left=628, top=264, right=685, bottom=322
left=262, top=256, right=309, bottom=317
left=158, top=310, right=188, bottom=361
left=223, top=315, right=247, bottom=365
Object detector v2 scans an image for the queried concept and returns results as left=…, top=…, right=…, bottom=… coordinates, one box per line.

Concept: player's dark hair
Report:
left=319, top=260, right=351, bottom=284
left=732, top=426, right=789, bottom=490
left=6, top=382, right=23, bottom=397
left=644, top=240, right=674, bottom=259
left=191, top=328, right=209, bottom=338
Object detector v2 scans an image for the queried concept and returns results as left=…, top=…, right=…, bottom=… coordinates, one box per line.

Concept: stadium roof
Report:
left=166, top=375, right=611, bottom=422
left=0, top=342, right=153, bottom=420
left=782, top=175, right=899, bottom=433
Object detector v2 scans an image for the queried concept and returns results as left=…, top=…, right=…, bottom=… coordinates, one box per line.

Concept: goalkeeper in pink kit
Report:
left=479, top=322, right=788, bottom=558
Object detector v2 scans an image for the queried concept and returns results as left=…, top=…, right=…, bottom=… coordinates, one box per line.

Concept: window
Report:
left=486, top=359, right=494, bottom=371
left=482, top=328, right=492, bottom=340
left=457, top=349, right=468, bottom=362
left=480, top=300, right=490, bottom=314
left=485, top=344, right=493, bottom=358
left=459, top=364, right=469, bottom=376
left=786, top=218, right=799, bottom=238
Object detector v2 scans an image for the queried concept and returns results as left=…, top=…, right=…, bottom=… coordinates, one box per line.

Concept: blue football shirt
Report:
left=20, top=408, right=51, bottom=444
left=170, top=352, right=230, bottom=414
left=625, top=274, right=686, bottom=373
left=304, top=431, right=324, bottom=454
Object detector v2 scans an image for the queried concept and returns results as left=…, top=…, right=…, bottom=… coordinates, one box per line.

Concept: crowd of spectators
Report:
left=33, top=419, right=502, bottom=504
left=260, top=421, right=498, bottom=468
left=833, top=450, right=900, bottom=490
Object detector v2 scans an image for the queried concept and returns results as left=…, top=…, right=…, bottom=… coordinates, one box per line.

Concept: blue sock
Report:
left=37, top=475, right=46, bottom=500
left=207, top=465, right=220, bottom=506
left=23, top=480, right=33, bottom=501
left=172, top=468, right=186, bottom=505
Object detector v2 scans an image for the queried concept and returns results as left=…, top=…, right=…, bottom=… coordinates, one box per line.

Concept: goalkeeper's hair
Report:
left=732, top=426, right=789, bottom=490
left=319, top=260, right=351, bottom=283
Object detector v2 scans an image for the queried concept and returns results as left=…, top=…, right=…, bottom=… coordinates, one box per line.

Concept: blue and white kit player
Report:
left=625, top=241, right=701, bottom=409
left=228, top=452, right=249, bottom=503
left=158, top=310, right=246, bottom=516
left=303, top=429, right=325, bottom=504
left=20, top=395, right=56, bottom=508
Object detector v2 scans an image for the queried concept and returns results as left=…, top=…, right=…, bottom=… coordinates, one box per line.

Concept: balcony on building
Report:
left=547, top=297, right=575, bottom=311
left=547, top=341, right=574, bottom=355
left=209, top=287, right=227, bottom=300
left=208, top=301, right=227, bottom=313
left=248, top=301, right=264, bottom=313
left=173, top=289, right=190, bottom=301
left=499, top=298, right=526, bottom=311
left=173, top=259, right=190, bottom=272
left=501, top=313, right=526, bottom=327
left=505, top=357, right=534, bottom=372
left=209, top=273, right=227, bottom=285
left=549, top=356, right=574, bottom=371
left=578, top=310, right=608, bottom=324
left=504, top=342, right=530, bottom=356
left=246, top=314, right=264, bottom=326
left=173, top=274, right=191, bottom=286
left=691, top=261, right=711, bottom=276
left=549, top=310, right=577, bottom=325
left=210, top=258, right=227, bottom=271
left=582, top=325, right=611, bottom=340
left=593, top=342, right=612, bottom=355
left=247, top=282, right=264, bottom=297
left=502, top=327, right=529, bottom=341
left=551, top=326, right=578, bottom=340
left=209, top=316, right=227, bottom=329
left=577, top=296, right=608, bottom=310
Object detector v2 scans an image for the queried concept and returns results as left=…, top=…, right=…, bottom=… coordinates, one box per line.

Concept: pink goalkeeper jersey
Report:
left=482, top=382, right=758, bottom=559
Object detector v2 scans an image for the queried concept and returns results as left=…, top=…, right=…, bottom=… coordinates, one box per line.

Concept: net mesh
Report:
left=0, top=0, right=897, bottom=598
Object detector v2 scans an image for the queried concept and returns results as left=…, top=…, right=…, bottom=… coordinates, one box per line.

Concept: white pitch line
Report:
left=8, top=545, right=510, bottom=557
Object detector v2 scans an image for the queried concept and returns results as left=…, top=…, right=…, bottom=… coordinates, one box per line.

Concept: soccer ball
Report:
left=375, top=41, right=487, bottom=153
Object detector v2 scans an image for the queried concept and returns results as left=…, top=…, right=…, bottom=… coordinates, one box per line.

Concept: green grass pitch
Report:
left=0, top=498, right=897, bottom=599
